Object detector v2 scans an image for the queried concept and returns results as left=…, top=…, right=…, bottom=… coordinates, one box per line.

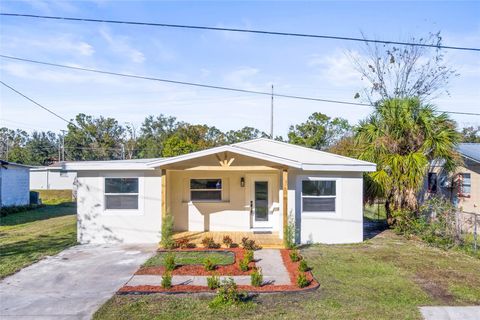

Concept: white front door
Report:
left=248, top=177, right=273, bottom=229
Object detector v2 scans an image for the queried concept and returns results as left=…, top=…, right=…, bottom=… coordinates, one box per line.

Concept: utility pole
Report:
left=270, top=84, right=274, bottom=139
left=121, top=144, right=125, bottom=160
left=60, top=130, right=67, bottom=162
left=5, top=138, right=9, bottom=161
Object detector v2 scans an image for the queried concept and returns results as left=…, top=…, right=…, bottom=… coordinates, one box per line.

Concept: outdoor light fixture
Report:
left=240, top=177, right=245, bottom=187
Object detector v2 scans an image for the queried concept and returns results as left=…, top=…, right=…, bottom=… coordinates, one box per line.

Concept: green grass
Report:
left=0, top=203, right=77, bottom=278
left=143, top=251, right=235, bottom=267
left=32, top=189, right=73, bottom=205
left=364, top=203, right=387, bottom=221
left=95, top=231, right=480, bottom=320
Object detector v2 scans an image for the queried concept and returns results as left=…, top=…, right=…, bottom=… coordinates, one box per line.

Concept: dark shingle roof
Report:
left=457, top=143, right=480, bottom=163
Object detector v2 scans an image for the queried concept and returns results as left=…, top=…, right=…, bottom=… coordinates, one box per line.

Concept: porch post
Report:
left=282, top=168, right=288, bottom=244
left=161, top=169, right=167, bottom=218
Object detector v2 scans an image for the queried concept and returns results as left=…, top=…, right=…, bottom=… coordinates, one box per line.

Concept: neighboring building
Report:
left=425, top=143, right=479, bottom=213
left=66, top=139, right=376, bottom=245
left=0, top=160, right=31, bottom=207
left=30, top=162, right=77, bottom=190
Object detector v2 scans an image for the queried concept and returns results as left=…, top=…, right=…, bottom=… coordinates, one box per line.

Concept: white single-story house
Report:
left=0, top=160, right=31, bottom=207
left=30, top=162, right=77, bottom=191
left=66, top=139, right=376, bottom=245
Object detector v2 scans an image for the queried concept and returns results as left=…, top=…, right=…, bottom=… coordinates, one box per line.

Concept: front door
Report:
left=251, top=179, right=272, bottom=228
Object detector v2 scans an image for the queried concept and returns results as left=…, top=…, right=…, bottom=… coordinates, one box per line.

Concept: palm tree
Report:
left=354, top=98, right=461, bottom=224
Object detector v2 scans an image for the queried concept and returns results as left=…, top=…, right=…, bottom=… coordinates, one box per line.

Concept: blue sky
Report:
left=1, top=0, right=479, bottom=137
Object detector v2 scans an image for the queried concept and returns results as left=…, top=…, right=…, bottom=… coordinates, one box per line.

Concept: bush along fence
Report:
left=395, top=196, right=479, bottom=257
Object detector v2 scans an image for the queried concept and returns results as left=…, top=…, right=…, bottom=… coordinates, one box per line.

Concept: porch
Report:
left=173, top=231, right=284, bottom=248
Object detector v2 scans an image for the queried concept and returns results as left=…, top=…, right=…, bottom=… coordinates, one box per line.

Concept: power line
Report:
left=1, top=13, right=480, bottom=52
left=1, top=54, right=479, bottom=117
left=0, top=81, right=75, bottom=125
left=0, top=54, right=370, bottom=107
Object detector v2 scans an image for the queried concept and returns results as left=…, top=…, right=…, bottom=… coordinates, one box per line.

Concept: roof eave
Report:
left=301, top=164, right=377, bottom=172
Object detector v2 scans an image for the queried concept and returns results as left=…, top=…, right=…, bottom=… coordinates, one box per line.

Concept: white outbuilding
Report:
left=0, top=160, right=31, bottom=207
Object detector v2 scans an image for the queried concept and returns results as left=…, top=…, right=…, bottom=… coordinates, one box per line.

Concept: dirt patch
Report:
left=413, top=274, right=455, bottom=304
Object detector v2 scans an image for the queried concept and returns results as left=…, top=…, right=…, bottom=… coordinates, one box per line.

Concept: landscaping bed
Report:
left=136, top=248, right=255, bottom=276
left=120, top=249, right=319, bottom=294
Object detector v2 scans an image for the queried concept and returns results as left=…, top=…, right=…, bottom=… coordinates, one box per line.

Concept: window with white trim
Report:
left=190, top=179, right=222, bottom=201
left=302, top=180, right=336, bottom=212
left=104, top=178, right=139, bottom=210
left=459, top=173, right=471, bottom=197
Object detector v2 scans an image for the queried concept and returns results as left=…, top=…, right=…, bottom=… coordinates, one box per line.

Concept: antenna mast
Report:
left=270, top=84, right=274, bottom=139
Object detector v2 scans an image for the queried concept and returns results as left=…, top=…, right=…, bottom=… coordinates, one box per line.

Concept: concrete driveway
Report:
left=0, top=244, right=156, bottom=320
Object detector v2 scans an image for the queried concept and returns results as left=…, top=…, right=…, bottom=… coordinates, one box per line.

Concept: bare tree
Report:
left=350, top=32, right=458, bottom=103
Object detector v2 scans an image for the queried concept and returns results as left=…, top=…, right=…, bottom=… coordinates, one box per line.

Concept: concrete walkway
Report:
left=0, top=244, right=156, bottom=320
left=126, top=249, right=291, bottom=287
left=420, top=306, right=480, bottom=320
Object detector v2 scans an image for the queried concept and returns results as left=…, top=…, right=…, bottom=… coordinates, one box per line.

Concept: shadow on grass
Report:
left=363, top=217, right=388, bottom=241
left=0, top=202, right=76, bottom=226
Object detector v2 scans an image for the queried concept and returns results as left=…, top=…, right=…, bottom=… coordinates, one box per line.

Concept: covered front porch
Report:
left=172, top=231, right=284, bottom=248
left=150, top=145, right=291, bottom=246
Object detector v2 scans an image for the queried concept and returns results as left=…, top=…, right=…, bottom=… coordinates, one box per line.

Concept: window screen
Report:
left=302, top=180, right=336, bottom=212
left=105, top=178, right=139, bottom=210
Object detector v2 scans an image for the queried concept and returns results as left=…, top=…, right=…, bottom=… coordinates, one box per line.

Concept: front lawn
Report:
left=0, top=203, right=77, bottom=278
left=143, top=251, right=235, bottom=267
left=95, top=230, right=480, bottom=320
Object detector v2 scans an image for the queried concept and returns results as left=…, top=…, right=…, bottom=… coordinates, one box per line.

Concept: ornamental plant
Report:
left=203, top=258, right=216, bottom=271
left=289, top=249, right=301, bottom=262
left=239, top=256, right=249, bottom=272
left=250, top=268, right=263, bottom=287
left=298, top=259, right=309, bottom=272
left=160, top=215, right=175, bottom=249
left=164, top=253, right=175, bottom=271
left=244, top=250, right=254, bottom=262
left=201, top=236, right=220, bottom=249
left=222, top=235, right=233, bottom=248
left=207, top=274, right=220, bottom=290
left=296, top=272, right=309, bottom=288
left=161, top=271, right=172, bottom=288
left=209, top=278, right=246, bottom=308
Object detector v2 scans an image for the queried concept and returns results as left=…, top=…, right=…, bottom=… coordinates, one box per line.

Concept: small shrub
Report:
left=201, top=236, right=221, bottom=249
left=160, top=215, right=175, bottom=249
left=164, top=253, right=176, bottom=271
left=296, top=272, right=309, bottom=288
left=298, top=259, right=309, bottom=272
left=289, top=249, right=301, bottom=262
left=161, top=271, right=172, bottom=288
left=207, top=274, right=220, bottom=290
left=175, top=238, right=191, bottom=249
left=222, top=235, right=233, bottom=248
left=244, top=250, right=254, bottom=262
left=185, top=242, right=197, bottom=249
left=284, top=214, right=297, bottom=249
left=239, top=257, right=249, bottom=272
left=250, top=268, right=263, bottom=287
left=241, top=237, right=260, bottom=250
left=203, top=258, right=216, bottom=271
left=209, top=278, right=246, bottom=308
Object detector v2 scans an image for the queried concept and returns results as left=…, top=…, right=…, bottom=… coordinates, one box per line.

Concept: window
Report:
left=427, top=172, right=437, bottom=193
left=302, top=180, right=336, bottom=212
left=104, top=178, right=139, bottom=210
left=190, top=179, right=222, bottom=201
left=459, top=173, right=471, bottom=197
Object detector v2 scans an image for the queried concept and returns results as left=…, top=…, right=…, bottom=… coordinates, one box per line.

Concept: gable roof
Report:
left=457, top=143, right=480, bottom=163
left=146, top=138, right=375, bottom=172
left=64, top=139, right=375, bottom=172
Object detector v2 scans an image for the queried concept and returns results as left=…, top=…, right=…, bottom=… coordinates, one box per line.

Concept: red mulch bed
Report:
left=136, top=248, right=255, bottom=276
left=121, top=248, right=319, bottom=294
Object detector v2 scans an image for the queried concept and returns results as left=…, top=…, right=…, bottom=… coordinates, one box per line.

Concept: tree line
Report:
left=0, top=111, right=354, bottom=165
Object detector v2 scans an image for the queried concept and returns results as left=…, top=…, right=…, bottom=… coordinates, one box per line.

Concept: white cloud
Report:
left=2, top=34, right=95, bottom=56
left=224, top=67, right=260, bottom=89
left=99, top=28, right=145, bottom=63
left=307, top=50, right=362, bottom=87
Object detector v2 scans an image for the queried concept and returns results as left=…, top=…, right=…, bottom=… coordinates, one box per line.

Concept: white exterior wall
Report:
left=30, top=169, right=77, bottom=190
left=76, top=170, right=162, bottom=244
left=291, top=170, right=364, bottom=244
left=0, top=165, right=30, bottom=207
